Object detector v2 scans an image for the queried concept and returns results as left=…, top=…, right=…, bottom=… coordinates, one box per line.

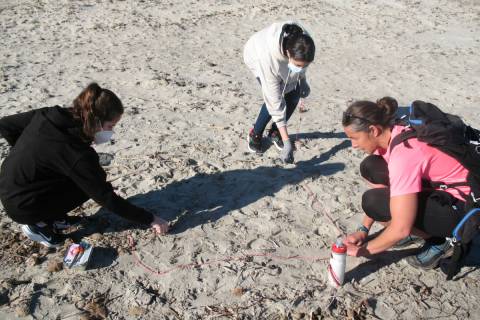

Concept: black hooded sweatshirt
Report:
left=0, top=106, right=153, bottom=225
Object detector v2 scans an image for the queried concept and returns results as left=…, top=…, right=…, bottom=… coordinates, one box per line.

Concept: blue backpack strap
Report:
left=452, top=208, right=480, bottom=242
left=408, top=103, right=423, bottom=126
left=446, top=208, right=480, bottom=280
left=389, top=103, right=421, bottom=152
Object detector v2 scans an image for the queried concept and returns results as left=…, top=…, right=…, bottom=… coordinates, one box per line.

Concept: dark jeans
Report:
left=360, top=155, right=465, bottom=238
left=253, top=81, right=301, bottom=136
left=2, top=182, right=89, bottom=225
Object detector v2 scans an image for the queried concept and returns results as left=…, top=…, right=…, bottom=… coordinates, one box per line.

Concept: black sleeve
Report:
left=0, top=109, right=39, bottom=146
left=69, top=152, right=154, bottom=225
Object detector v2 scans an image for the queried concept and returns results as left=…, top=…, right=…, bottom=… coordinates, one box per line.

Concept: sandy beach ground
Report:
left=0, top=0, right=479, bottom=319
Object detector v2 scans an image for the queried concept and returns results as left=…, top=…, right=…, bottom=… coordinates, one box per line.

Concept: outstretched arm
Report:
left=347, top=193, right=418, bottom=256
left=0, top=109, right=40, bottom=146
left=70, top=152, right=155, bottom=225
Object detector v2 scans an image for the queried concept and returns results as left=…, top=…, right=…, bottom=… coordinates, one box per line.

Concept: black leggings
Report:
left=360, top=155, right=465, bottom=238
left=2, top=182, right=89, bottom=225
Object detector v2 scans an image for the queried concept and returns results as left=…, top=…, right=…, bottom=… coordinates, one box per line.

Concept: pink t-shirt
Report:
left=376, top=125, right=470, bottom=201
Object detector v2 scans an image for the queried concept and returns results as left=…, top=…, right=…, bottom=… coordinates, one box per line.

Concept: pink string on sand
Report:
left=127, top=113, right=343, bottom=277
left=127, top=235, right=328, bottom=277
left=301, top=184, right=344, bottom=238
left=293, top=101, right=343, bottom=237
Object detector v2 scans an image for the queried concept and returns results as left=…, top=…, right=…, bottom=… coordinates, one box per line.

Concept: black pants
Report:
left=2, top=182, right=89, bottom=225
left=360, top=155, right=465, bottom=238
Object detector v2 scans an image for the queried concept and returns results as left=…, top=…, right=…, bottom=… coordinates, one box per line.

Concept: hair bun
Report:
left=376, top=96, right=398, bottom=120
left=87, top=83, right=102, bottom=101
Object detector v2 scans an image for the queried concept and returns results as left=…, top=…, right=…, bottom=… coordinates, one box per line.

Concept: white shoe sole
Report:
left=21, top=225, right=61, bottom=248
left=271, top=138, right=284, bottom=151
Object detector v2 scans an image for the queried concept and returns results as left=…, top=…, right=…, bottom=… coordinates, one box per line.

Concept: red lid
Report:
left=332, top=242, right=347, bottom=253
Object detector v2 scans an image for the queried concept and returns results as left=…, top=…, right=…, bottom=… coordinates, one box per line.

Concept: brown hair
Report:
left=342, top=97, right=398, bottom=132
left=71, top=83, right=123, bottom=139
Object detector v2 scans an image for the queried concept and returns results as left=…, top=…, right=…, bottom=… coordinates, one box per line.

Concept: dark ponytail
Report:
left=282, top=23, right=315, bottom=62
left=71, top=83, right=124, bottom=139
left=342, top=96, right=398, bottom=132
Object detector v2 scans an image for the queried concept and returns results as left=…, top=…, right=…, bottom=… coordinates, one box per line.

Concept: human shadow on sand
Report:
left=74, top=140, right=349, bottom=238
left=87, top=247, right=119, bottom=270
left=345, top=248, right=420, bottom=283
left=294, top=131, right=347, bottom=140
left=259, top=131, right=347, bottom=153
left=113, top=140, right=350, bottom=235
left=346, top=232, right=480, bottom=282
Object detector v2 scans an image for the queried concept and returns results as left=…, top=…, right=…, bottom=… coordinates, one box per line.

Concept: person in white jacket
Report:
left=244, top=21, right=315, bottom=163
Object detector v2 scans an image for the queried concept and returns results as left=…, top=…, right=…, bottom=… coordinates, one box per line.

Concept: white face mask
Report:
left=288, top=62, right=304, bottom=74
left=94, top=127, right=114, bottom=145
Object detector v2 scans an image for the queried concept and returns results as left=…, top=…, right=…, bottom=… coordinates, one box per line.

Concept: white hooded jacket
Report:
left=243, top=21, right=310, bottom=128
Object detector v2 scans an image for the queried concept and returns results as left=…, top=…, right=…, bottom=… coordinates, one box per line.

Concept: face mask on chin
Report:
left=94, top=130, right=113, bottom=145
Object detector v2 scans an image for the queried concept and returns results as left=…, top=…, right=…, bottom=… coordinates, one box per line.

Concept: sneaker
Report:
left=268, top=128, right=284, bottom=150
left=394, top=235, right=424, bottom=248
left=406, top=239, right=453, bottom=270
left=247, top=128, right=262, bottom=153
left=52, top=216, right=83, bottom=230
left=21, top=224, right=64, bottom=248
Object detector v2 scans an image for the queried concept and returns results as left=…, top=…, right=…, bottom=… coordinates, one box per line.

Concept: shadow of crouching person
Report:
left=123, top=140, right=349, bottom=235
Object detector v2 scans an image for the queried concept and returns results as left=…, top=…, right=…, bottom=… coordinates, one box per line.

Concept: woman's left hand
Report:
left=343, top=231, right=367, bottom=246
left=345, top=242, right=368, bottom=257
left=151, top=215, right=169, bottom=235
left=280, top=139, right=294, bottom=163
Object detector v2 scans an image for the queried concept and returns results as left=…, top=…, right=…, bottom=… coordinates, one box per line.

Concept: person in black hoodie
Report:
left=0, top=83, right=169, bottom=248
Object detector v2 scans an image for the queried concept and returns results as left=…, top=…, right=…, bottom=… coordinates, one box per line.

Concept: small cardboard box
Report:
left=63, top=242, right=94, bottom=270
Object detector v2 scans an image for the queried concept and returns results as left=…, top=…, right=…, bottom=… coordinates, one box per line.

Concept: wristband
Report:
left=356, top=225, right=369, bottom=234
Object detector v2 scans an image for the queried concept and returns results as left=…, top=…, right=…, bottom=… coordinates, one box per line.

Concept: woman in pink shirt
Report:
left=342, top=97, right=469, bottom=269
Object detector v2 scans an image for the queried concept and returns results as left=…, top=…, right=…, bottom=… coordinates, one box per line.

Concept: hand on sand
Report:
left=151, top=215, right=169, bottom=235
left=298, top=98, right=307, bottom=113
left=280, top=139, right=294, bottom=164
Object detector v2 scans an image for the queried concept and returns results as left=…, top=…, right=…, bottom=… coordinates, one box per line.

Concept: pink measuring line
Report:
left=301, top=184, right=344, bottom=237
left=127, top=117, right=342, bottom=277
left=327, top=264, right=341, bottom=287
left=293, top=101, right=343, bottom=236
left=127, top=235, right=328, bottom=277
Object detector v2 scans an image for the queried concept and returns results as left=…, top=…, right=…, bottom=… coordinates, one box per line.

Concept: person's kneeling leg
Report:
left=362, top=188, right=423, bottom=247
left=362, top=187, right=391, bottom=223
left=406, top=191, right=464, bottom=269
left=7, top=186, right=89, bottom=248
left=360, top=155, right=389, bottom=187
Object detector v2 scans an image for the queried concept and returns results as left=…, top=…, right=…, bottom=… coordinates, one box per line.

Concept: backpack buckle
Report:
left=472, top=192, right=480, bottom=203
left=440, top=184, right=448, bottom=190
left=446, top=237, right=456, bottom=246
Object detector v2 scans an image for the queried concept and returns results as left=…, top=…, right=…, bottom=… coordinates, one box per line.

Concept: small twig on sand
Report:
left=61, top=310, right=87, bottom=320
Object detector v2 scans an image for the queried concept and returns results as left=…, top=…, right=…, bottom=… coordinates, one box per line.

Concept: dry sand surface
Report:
left=1, top=0, right=479, bottom=319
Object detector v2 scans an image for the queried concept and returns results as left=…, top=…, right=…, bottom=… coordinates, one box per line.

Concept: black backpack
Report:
left=389, top=100, right=480, bottom=279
